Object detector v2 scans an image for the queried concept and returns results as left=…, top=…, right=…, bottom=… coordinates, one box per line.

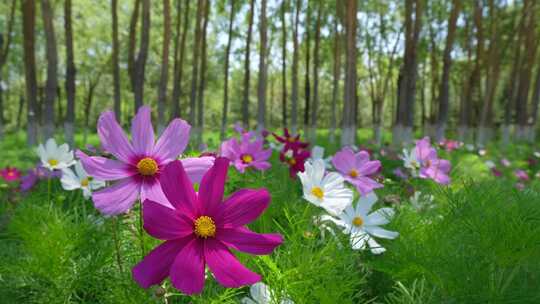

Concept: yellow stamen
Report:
left=349, top=169, right=359, bottom=178
left=311, top=186, right=324, bottom=199
left=48, top=159, right=59, bottom=166
left=194, top=216, right=216, bottom=238
left=288, top=158, right=296, bottom=165
left=137, top=157, right=158, bottom=176
left=352, top=216, right=363, bottom=227
left=241, top=154, right=254, bottom=164
left=81, top=178, right=89, bottom=187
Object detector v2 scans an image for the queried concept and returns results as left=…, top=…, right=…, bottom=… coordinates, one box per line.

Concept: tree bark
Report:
left=291, top=0, right=300, bottom=134
left=256, top=0, right=268, bottom=132
left=0, top=0, right=16, bottom=139
left=242, top=0, right=255, bottom=128
left=303, top=1, right=311, bottom=134
left=309, top=0, right=322, bottom=142
left=22, top=0, right=38, bottom=146
left=83, top=73, right=103, bottom=144
left=128, top=0, right=141, bottom=92
left=65, top=0, right=76, bottom=146
left=157, top=0, right=171, bottom=133
left=171, top=0, right=190, bottom=120
left=41, top=0, right=58, bottom=140
left=280, top=0, right=288, bottom=128
left=330, top=5, right=342, bottom=144
left=341, top=0, right=358, bottom=147
left=133, top=0, right=150, bottom=112
left=196, top=0, right=210, bottom=145
left=220, top=0, right=235, bottom=139
left=189, top=0, right=203, bottom=126
left=111, top=0, right=121, bottom=123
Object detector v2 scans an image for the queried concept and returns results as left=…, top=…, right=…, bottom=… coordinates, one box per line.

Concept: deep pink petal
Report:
left=143, top=200, right=194, bottom=240
left=132, top=238, right=188, bottom=288
left=97, top=111, right=136, bottom=163
left=160, top=160, right=198, bottom=217
left=92, top=178, right=140, bottom=215
left=76, top=150, right=131, bottom=181
left=153, top=118, right=191, bottom=163
left=169, top=238, right=205, bottom=295
left=217, top=227, right=282, bottom=255
left=220, top=189, right=270, bottom=227
left=141, top=180, right=174, bottom=209
left=198, top=157, right=229, bottom=216
left=131, top=106, right=155, bottom=156
left=181, top=157, right=215, bottom=184
left=204, top=239, right=260, bottom=288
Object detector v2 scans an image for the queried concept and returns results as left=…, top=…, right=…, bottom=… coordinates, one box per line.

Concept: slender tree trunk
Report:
left=330, top=6, right=341, bottom=144
left=17, top=96, right=25, bottom=129
left=220, top=0, right=235, bottom=139
left=41, top=0, right=58, bottom=140
left=435, top=0, right=460, bottom=141
left=280, top=0, right=288, bottom=127
left=341, top=0, right=358, bottom=147
left=83, top=73, right=102, bottom=144
left=196, top=0, right=209, bottom=145
left=0, top=0, right=16, bottom=139
left=242, top=0, right=255, bottom=128
left=189, top=0, right=203, bottom=126
left=309, top=0, right=322, bottom=142
left=529, top=64, right=540, bottom=140
left=257, top=0, right=268, bottom=132
left=65, top=0, right=76, bottom=146
left=171, top=0, right=190, bottom=120
left=111, top=0, right=121, bottom=123
left=128, top=0, right=140, bottom=93
left=133, top=0, right=150, bottom=112
left=157, top=0, right=171, bottom=133
left=291, top=0, right=300, bottom=134
left=303, top=1, right=311, bottom=135
left=22, top=0, right=38, bottom=146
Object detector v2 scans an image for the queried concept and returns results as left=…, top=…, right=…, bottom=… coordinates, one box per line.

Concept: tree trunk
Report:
left=435, top=0, right=460, bottom=141
left=196, top=0, right=210, bottom=145
left=330, top=5, right=341, bottom=144
left=65, top=0, right=76, bottom=146
left=291, top=0, right=300, bottom=134
left=341, top=0, right=358, bottom=147
left=157, top=0, right=171, bottom=134
left=280, top=0, right=288, bottom=128
left=303, top=1, right=311, bottom=135
left=111, top=0, right=121, bottom=123
left=529, top=64, right=540, bottom=141
left=0, top=0, right=16, bottom=140
left=309, top=0, right=322, bottom=142
left=256, top=0, right=268, bottom=133
left=189, top=0, right=203, bottom=126
left=133, top=0, right=150, bottom=112
left=242, top=0, right=255, bottom=128
left=171, top=0, right=190, bottom=120
left=83, top=73, right=102, bottom=144
left=128, top=0, right=140, bottom=93
left=220, top=0, right=235, bottom=140
left=22, top=0, right=38, bottom=146
left=41, top=0, right=58, bottom=140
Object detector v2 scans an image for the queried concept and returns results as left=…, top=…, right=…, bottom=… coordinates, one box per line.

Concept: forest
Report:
left=1, top=0, right=540, bottom=303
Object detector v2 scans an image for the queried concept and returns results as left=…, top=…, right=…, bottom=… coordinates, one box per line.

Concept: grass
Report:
left=1, top=129, right=540, bottom=303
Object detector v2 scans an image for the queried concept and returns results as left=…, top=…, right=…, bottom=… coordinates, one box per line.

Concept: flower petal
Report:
left=97, top=111, right=136, bottom=163
left=92, top=178, right=140, bottom=216
left=132, top=238, right=188, bottom=288
left=366, top=208, right=395, bottom=226
left=217, top=227, right=282, bottom=255
left=159, top=160, right=198, bottom=217
left=141, top=180, right=174, bottom=209
left=153, top=118, right=191, bottom=163
left=131, top=105, right=155, bottom=156
left=221, top=189, right=270, bottom=227
left=204, top=239, right=260, bottom=288
left=76, top=150, right=131, bottom=181
left=169, top=238, right=206, bottom=295
left=181, top=157, right=215, bottom=184
left=143, top=200, right=194, bottom=240
left=364, top=226, right=399, bottom=239
left=331, top=147, right=355, bottom=174
left=198, top=157, right=229, bottom=216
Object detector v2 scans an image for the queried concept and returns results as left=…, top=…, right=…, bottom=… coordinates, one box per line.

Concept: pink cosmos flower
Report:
left=1, top=167, right=21, bottom=182
left=220, top=133, right=272, bottom=173
left=415, top=137, right=451, bottom=185
left=331, top=147, right=382, bottom=195
left=515, top=169, right=529, bottom=182
left=439, top=139, right=461, bottom=152
left=132, top=158, right=283, bottom=294
left=501, top=158, right=511, bottom=167
left=77, top=106, right=214, bottom=216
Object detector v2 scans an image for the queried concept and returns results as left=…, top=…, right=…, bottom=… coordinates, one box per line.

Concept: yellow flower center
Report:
left=81, top=178, right=89, bottom=187
left=194, top=216, right=216, bottom=238
left=137, top=157, right=158, bottom=176
left=7, top=172, right=14, bottom=177
left=349, top=169, right=359, bottom=178
left=288, top=137, right=295, bottom=143
left=241, top=154, right=254, bottom=164
left=352, top=216, right=363, bottom=227
left=311, top=186, right=324, bottom=199
left=411, top=160, right=419, bottom=168
left=48, top=159, right=59, bottom=166
left=288, top=158, right=296, bottom=165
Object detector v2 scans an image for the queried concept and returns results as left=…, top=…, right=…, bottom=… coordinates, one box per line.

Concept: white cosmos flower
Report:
left=241, top=282, right=294, bottom=304
left=308, top=145, right=333, bottom=169
left=61, top=162, right=105, bottom=198
left=401, top=148, right=419, bottom=176
left=298, top=159, right=353, bottom=216
left=37, top=138, right=76, bottom=171
left=322, top=192, right=398, bottom=254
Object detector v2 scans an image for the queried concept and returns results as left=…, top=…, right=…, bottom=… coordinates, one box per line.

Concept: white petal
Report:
left=250, top=282, right=271, bottom=303
left=364, top=226, right=399, bottom=239
left=356, top=192, right=378, bottom=216
left=367, top=237, right=386, bottom=254
left=350, top=230, right=368, bottom=250
left=321, top=172, right=345, bottom=189
left=365, top=208, right=395, bottom=226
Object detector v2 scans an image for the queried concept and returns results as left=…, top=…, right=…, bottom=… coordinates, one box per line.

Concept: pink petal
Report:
left=252, top=161, right=271, bottom=171
left=92, top=178, right=140, bottom=215
left=141, top=180, right=174, bottom=209
left=198, top=157, right=229, bottom=217
left=97, top=111, right=136, bottom=163
left=350, top=176, right=382, bottom=196
left=220, top=189, right=270, bottom=227
left=153, top=118, right=191, bottom=163
left=204, top=239, right=260, bottom=288
left=181, top=157, right=215, bottom=184
left=354, top=151, right=370, bottom=166
left=218, top=227, right=282, bottom=255
left=132, top=238, right=188, bottom=288
left=76, top=150, right=131, bottom=181
left=331, top=148, right=355, bottom=174
left=131, top=106, right=155, bottom=156
left=357, top=160, right=381, bottom=176
left=159, top=160, right=198, bottom=217
left=142, top=200, right=194, bottom=240
left=169, top=238, right=206, bottom=295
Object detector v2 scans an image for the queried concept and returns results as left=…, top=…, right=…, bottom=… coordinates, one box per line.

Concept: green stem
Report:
left=47, top=178, right=52, bottom=206
left=139, top=200, right=145, bottom=258
left=112, top=217, right=124, bottom=273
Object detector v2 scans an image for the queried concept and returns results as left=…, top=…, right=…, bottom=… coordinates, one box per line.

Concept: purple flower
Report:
left=20, top=165, right=62, bottom=192
left=501, top=158, right=511, bottom=167
left=393, top=167, right=408, bottom=180
left=331, top=147, right=382, bottom=195
left=132, top=158, right=283, bottom=294
left=515, top=169, right=529, bottom=182
left=77, top=106, right=214, bottom=216
left=220, top=133, right=272, bottom=173
left=415, top=137, right=451, bottom=185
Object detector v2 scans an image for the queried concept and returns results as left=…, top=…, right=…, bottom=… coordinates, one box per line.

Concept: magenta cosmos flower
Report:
left=77, top=106, right=214, bottom=215
left=415, top=137, right=451, bottom=185
left=132, top=158, right=283, bottom=294
left=1, top=167, right=22, bottom=182
left=220, top=133, right=272, bottom=173
left=332, top=147, right=382, bottom=195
